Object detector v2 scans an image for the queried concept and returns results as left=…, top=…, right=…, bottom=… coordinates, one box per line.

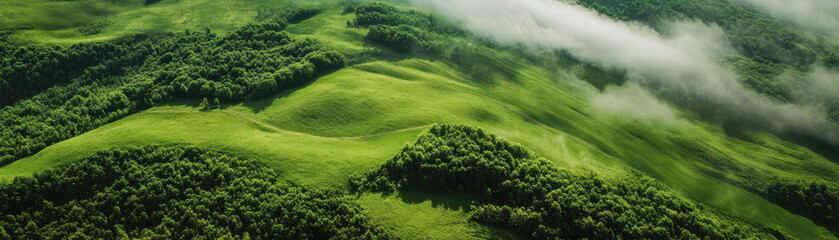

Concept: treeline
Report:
left=348, top=2, right=461, bottom=53
left=351, top=124, right=790, bottom=239
left=764, top=180, right=839, bottom=230
left=0, top=11, right=345, bottom=165
left=0, top=146, right=393, bottom=239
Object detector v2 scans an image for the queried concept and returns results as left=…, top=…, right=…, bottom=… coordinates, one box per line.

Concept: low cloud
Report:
left=592, top=84, right=678, bottom=124
left=795, top=67, right=839, bottom=105
left=409, top=0, right=839, bottom=143
left=735, top=0, right=839, bottom=38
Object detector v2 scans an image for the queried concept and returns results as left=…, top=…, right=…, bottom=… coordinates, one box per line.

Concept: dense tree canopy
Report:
left=349, top=2, right=461, bottom=53
left=352, top=124, right=791, bottom=239
left=765, top=180, right=839, bottom=230
left=0, top=146, right=392, bottom=239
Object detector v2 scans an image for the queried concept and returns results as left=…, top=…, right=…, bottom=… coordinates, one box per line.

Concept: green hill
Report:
left=1, top=0, right=839, bottom=239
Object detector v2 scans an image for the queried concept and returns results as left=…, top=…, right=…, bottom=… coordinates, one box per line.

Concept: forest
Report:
left=351, top=124, right=791, bottom=239
left=0, top=146, right=392, bottom=239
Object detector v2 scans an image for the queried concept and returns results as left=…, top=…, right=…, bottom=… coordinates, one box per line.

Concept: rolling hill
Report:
left=1, top=0, right=839, bottom=239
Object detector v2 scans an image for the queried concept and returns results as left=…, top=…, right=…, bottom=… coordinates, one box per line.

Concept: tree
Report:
left=201, top=98, right=210, bottom=111
left=213, top=98, right=220, bottom=109
left=826, top=52, right=839, bottom=69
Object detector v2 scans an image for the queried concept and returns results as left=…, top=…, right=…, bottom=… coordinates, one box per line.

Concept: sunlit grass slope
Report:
left=357, top=192, right=523, bottom=239
left=0, top=0, right=330, bottom=44
left=2, top=57, right=834, bottom=239
left=2, top=4, right=839, bottom=239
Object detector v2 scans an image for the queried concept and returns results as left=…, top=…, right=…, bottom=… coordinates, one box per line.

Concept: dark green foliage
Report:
left=765, top=180, right=839, bottom=230
left=366, top=25, right=421, bottom=53
left=352, top=3, right=460, bottom=35
left=826, top=52, right=839, bottom=69
left=0, top=146, right=393, bottom=239
left=77, top=18, right=110, bottom=36
left=201, top=97, right=210, bottom=110
left=0, top=40, right=124, bottom=106
left=257, top=7, right=322, bottom=23
left=351, top=2, right=458, bottom=53
left=352, top=124, right=790, bottom=239
left=287, top=8, right=323, bottom=23
left=725, top=55, right=794, bottom=102
left=0, top=18, right=346, bottom=166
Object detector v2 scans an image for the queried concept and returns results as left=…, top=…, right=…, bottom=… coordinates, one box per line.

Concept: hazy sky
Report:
left=409, top=0, right=838, bottom=143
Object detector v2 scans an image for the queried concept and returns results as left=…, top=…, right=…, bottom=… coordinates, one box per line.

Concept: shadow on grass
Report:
left=783, top=133, right=839, bottom=165
left=396, top=188, right=479, bottom=212
left=366, top=188, right=526, bottom=239
left=239, top=68, right=343, bottom=114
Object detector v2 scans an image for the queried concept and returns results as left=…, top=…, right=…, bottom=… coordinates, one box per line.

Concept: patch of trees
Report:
left=0, top=16, right=346, bottom=166
left=764, top=180, right=839, bottom=230
left=0, top=146, right=393, bottom=239
left=351, top=124, right=791, bottom=239
left=366, top=25, right=426, bottom=53
left=349, top=2, right=459, bottom=53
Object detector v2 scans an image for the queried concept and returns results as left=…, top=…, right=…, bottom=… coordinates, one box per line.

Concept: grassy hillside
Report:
left=2, top=57, right=835, bottom=238
left=2, top=1, right=839, bottom=239
left=0, top=0, right=329, bottom=44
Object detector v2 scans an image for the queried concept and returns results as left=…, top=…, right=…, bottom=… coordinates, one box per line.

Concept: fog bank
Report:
left=736, top=0, right=839, bottom=38
left=409, top=0, right=838, bottom=143
left=592, top=84, right=677, bottom=124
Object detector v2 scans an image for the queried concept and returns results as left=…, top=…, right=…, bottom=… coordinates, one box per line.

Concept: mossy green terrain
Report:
left=0, top=0, right=328, bottom=44
left=357, top=192, right=523, bottom=239
left=2, top=1, right=839, bottom=239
